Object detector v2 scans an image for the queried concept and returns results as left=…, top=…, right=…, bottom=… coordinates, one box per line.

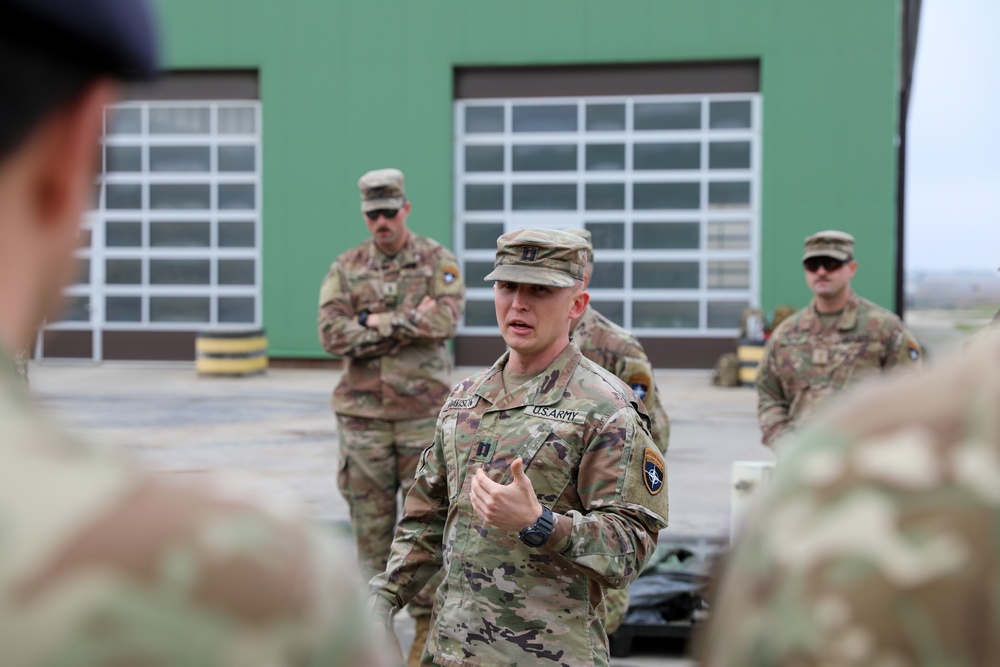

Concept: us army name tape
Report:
left=525, top=405, right=586, bottom=424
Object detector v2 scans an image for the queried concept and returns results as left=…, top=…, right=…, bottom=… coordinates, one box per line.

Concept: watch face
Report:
left=522, top=530, right=546, bottom=547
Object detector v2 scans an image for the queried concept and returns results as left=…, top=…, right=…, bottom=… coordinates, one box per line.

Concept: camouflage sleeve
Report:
left=756, top=337, right=792, bottom=447
left=377, top=248, right=465, bottom=344
left=20, top=474, right=390, bottom=666
left=698, top=426, right=1000, bottom=666
left=882, top=323, right=923, bottom=369
left=615, top=353, right=670, bottom=453
left=370, top=432, right=449, bottom=625
left=542, top=408, right=668, bottom=590
left=318, top=262, right=398, bottom=360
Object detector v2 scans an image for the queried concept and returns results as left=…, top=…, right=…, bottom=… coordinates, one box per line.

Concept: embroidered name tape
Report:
left=445, top=397, right=477, bottom=410
left=525, top=405, right=586, bottom=424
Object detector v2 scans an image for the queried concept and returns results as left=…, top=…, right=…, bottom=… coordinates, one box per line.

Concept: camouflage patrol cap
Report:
left=564, top=228, right=594, bottom=262
left=485, top=228, right=588, bottom=288
left=803, top=230, right=855, bottom=262
left=358, top=168, right=405, bottom=212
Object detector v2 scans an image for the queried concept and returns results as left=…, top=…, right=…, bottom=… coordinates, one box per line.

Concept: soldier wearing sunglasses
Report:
left=756, top=230, right=922, bottom=449
left=318, top=168, right=465, bottom=664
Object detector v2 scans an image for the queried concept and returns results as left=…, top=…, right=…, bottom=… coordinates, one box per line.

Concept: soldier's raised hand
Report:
left=470, top=458, right=543, bottom=532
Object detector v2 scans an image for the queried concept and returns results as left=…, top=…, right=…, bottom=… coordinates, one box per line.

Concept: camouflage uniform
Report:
left=572, top=305, right=670, bottom=454
left=565, top=228, right=671, bottom=634
left=757, top=291, right=922, bottom=448
left=318, top=171, right=465, bottom=616
left=700, top=329, right=1000, bottom=667
left=757, top=231, right=921, bottom=449
left=371, top=228, right=668, bottom=667
left=571, top=306, right=671, bottom=635
left=0, top=361, right=387, bottom=666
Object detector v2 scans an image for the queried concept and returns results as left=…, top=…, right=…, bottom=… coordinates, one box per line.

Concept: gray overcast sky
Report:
left=906, top=0, right=1000, bottom=273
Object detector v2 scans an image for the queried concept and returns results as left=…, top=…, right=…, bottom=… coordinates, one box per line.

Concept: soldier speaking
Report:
left=371, top=228, right=668, bottom=666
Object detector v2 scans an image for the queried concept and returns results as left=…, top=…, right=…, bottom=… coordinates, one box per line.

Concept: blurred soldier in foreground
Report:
left=0, top=1, right=385, bottom=664
left=700, top=329, right=1000, bottom=666
left=318, top=168, right=465, bottom=662
left=371, top=229, right=668, bottom=666
left=566, top=227, right=670, bottom=635
left=757, top=230, right=922, bottom=449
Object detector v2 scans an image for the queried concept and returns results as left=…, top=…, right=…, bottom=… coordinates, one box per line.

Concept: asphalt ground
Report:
left=24, top=310, right=975, bottom=666
left=30, top=362, right=754, bottom=666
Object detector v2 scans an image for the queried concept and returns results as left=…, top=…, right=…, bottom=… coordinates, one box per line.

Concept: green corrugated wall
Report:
left=154, top=0, right=902, bottom=357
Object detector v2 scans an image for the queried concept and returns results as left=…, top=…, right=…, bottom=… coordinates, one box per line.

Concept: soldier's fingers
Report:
left=510, top=458, right=526, bottom=482
left=474, top=468, right=503, bottom=492
left=469, top=482, right=496, bottom=522
left=470, top=471, right=493, bottom=505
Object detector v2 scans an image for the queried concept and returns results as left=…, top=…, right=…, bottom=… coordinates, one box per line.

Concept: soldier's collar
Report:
left=805, top=291, right=859, bottom=332
left=569, top=304, right=595, bottom=341
left=475, top=344, right=582, bottom=411
left=837, top=291, right=860, bottom=330
left=369, top=233, right=419, bottom=267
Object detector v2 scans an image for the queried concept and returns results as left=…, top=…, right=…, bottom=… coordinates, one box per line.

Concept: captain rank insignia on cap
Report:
left=643, top=448, right=665, bottom=495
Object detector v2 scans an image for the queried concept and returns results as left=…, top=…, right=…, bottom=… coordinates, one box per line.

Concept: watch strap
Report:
left=518, top=505, right=554, bottom=546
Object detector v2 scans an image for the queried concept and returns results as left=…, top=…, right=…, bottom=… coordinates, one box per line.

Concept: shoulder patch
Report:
left=444, top=396, right=477, bottom=411
left=436, top=262, right=463, bottom=293
left=643, top=447, right=665, bottom=496
left=524, top=405, right=586, bottom=424
left=628, top=373, right=651, bottom=401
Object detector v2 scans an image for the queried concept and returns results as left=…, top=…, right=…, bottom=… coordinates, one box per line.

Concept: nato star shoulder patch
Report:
left=437, top=262, right=462, bottom=293
left=643, top=447, right=665, bottom=495
left=628, top=372, right=651, bottom=401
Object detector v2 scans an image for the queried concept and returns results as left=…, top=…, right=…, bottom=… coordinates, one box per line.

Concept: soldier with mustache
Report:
left=318, top=168, right=465, bottom=664
left=756, top=230, right=923, bottom=450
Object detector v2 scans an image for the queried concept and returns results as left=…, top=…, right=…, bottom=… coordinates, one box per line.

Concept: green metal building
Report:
left=42, top=0, right=921, bottom=367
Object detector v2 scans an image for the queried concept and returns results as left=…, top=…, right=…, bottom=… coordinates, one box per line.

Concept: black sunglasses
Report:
left=803, top=256, right=849, bottom=273
left=365, top=208, right=399, bottom=221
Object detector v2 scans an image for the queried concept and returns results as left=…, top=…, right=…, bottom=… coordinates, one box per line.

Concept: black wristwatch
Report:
left=357, top=309, right=370, bottom=328
left=518, top=505, right=554, bottom=547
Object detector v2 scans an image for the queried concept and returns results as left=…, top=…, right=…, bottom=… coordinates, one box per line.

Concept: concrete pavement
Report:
left=24, top=311, right=973, bottom=665
left=31, top=362, right=760, bottom=666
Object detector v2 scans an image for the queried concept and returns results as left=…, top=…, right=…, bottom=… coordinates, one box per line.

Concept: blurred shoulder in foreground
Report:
left=700, top=329, right=1000, bottom=666
left=0, top=0, right=387, bottom=663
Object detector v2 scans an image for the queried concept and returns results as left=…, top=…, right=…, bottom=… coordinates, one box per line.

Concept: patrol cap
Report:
left=484, top=228, right=588, bottom=288
left=564, top=228, right=594, bottom=262
left=358, top=168, right=406, bottom=212
left=1, top=0, right=160, bottom=79
left=802, top=230, right=855, bottom=262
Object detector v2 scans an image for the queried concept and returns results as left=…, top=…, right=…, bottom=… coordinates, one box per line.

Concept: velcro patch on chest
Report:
left=444, top=396, right=478, bottom=411
left=643, top=447, right=665, bottom=495
left=524, top=405, right=586, bottom=424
